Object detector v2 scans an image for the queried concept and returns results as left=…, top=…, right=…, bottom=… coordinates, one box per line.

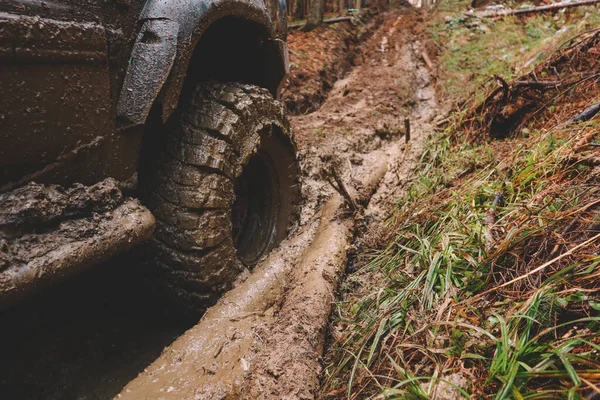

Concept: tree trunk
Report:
left=304, top=0, right=325, bottom=31
left=294, top=0, right=306, bottom=20
left=266, top=0, right=278, bottom=24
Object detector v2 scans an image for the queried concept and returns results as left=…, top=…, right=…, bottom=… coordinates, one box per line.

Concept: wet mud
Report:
left=117, top=195, right=339, bottom=400
left=0, top=252, right=196, bottom=400
left=282, top=12, right=380, bottom=115
left=240, top=9, right=442, bottom=398
left=0, top=6, right=442, bottom=400
left=119, top=7, right=442, bottom=400
left=0, top=179, right=155, bottom=308
left=242, top=195, right=352, bottom=399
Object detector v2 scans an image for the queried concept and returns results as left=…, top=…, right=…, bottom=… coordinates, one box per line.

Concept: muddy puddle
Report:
left=0, top=253, right=197, bottom=400
left=0, top=6, right=442, bottom=400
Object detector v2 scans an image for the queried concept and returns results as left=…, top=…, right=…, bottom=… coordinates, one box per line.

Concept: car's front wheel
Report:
left=143, top=82, right=301, bottom=310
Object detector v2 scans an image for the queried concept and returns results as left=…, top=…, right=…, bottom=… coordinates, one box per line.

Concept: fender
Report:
left=117, top=0, right=288, bottom=129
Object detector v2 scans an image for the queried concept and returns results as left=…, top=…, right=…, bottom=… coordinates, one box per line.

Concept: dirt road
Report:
left=118, top=8, right=442, bottom=399
left=0, top=7, right=441, bottom=399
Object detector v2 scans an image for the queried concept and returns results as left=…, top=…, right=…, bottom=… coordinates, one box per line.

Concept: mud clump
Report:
left=0, top=178, right=122, bottom=234
left=0, top=178, right=154, bottom=308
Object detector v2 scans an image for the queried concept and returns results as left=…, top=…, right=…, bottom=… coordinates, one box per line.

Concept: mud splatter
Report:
left=0, top=179, right=154, bottom=308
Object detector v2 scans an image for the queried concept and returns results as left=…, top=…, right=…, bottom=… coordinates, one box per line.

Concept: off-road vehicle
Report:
left=0, top=0, right=301, bottom=310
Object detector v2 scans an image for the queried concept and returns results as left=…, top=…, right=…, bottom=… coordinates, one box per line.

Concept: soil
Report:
left=116, top=194, right=345, bottom=400
left=241, top=9, right=444, bottom=398
left=293, top=9, right=442, bottom=225
left=118, top=7, right=443, bottom=400
left=0, top=5, right=444, bottom=400
left=282, top=12, right=380, bottom=115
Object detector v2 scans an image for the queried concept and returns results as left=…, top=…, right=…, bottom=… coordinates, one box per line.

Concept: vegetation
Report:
left=430, top=0, right=600, bottom=102
left=322, top=2, right=600, bottom=398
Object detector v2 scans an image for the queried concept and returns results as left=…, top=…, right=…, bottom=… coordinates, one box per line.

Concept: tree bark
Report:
left=304, top=0, right=325, bottom=31
left=265, top=0, right=278, bottom=25
left=294, top=0, right=306, bottom=21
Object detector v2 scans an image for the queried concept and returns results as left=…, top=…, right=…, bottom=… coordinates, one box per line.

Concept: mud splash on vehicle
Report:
left=0, top=179, right=155, bottom=308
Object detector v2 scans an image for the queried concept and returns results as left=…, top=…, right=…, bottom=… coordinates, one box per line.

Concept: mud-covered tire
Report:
left=144, top=82, right=301, bottom=310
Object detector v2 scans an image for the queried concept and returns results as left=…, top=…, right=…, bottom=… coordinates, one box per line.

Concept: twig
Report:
left=326, top=165, right=360, bottom=212
left=421, top=50, right=434, bottom=70
left=580, top=377, right=600, bottom=395
left=289, top=16, right=353, bottom=30
left=470, top=231, right=600, bottom=302
left=513, top=80, right=562, bottom=90
left=568, top=102, right=600, bottom=124
left=404, top=118, right=411, bottom=143
left=476, top=0, right=600, bottom=18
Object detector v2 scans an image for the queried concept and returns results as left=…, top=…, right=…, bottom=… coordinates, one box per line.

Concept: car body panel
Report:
left=0, top=7, right=112, bottom=186
left=0, top=0, right=287, bottom=189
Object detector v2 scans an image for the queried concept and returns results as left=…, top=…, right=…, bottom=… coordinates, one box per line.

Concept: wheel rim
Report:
left=231, top=148, right=280, bottom=265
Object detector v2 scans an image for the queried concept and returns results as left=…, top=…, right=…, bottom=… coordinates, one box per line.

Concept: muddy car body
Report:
left=1, top=0, right=288, bottom=186
left=0, top=0, right=301, bottom=309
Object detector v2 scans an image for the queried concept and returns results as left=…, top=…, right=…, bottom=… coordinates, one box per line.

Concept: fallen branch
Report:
left=421, top=50, right=434, bottom=70
left=568, top=102, right=600, bottom=123
left=513, top=80, right=562, bottom=90
left=476, top=0, right=600, bottom=18
left=325, top=165, right=360, bottom=212
left=289, top=16, right=353, bottom=30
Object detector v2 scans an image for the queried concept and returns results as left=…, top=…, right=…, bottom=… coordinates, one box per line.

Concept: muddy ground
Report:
left=0, top=6, right=442, bottom=399
left=282, top=12, right=380, bottom=115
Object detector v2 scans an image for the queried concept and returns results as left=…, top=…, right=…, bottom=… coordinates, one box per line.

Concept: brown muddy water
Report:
left=0, top=252, right=196, bottom=400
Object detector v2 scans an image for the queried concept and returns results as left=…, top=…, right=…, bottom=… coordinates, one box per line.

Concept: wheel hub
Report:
left=231, top=151, right=280, bottom=265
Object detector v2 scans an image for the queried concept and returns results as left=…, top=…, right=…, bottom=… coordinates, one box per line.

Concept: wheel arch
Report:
left=116, top=0, right=289, bottom=130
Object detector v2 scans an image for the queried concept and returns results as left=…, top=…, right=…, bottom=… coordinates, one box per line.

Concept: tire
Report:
left=143, top=82, right=301, bottom=310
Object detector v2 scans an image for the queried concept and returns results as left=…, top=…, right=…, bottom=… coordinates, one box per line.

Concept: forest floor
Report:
left=2, top=1, right=600, bottom=399
left=319, top=1, right=600, bottom=399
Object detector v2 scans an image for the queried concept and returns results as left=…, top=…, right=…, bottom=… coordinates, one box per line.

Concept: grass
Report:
left=322, top=2, right=600, bottom=398
left=430, top=0, right=600, bottom=103
left=323, top=109, right=600, bottom=400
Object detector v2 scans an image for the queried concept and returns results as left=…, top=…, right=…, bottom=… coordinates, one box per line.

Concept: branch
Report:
left=289, top=16, right=353, bottom=30
left=476, top=0, right=600, bottom=18
left=325, top=165, right=360, bottom=213
left=513, top=80, right=562, bottom=90
left=568, top=102, right=600, bottom=124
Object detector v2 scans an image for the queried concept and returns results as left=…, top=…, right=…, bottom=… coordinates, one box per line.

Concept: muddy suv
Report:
left=0, top=0, right=301, bottom=309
